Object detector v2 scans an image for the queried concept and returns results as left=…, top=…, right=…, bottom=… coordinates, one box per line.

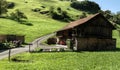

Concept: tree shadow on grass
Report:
left=20, top=20, right=33, bottom=26
left=11, top=56, right=33, bottom=63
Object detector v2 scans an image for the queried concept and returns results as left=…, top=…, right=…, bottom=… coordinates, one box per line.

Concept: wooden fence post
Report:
left=28, top=43, right=32, bottom=52
left=8, top=48, right=11, bottom=61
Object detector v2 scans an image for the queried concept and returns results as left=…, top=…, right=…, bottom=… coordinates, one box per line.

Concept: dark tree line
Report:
left=70, top=0, right=101, bottom=13
left=99, top=10, right=120, bottom=25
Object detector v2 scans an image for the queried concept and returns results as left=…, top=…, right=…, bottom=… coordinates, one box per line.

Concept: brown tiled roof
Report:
left=62, top=13, right=100, bottom=30
left=58, top=13, right=115, bottom=32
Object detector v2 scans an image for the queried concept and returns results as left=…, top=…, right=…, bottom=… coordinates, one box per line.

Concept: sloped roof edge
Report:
left=57, top=13, right=115, bottom=32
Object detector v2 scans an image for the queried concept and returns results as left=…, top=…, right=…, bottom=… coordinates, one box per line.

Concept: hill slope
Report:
left=0, top=0, right=119, bottom=47
left=0, top=0, right=85, bottom=42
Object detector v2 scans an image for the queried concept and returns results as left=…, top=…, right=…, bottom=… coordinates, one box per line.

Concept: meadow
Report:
left=0, top=51, right=120, bottom=70
left=0, top=31, right=119, bottom=70
left=0, top=0, right=120, bottom=70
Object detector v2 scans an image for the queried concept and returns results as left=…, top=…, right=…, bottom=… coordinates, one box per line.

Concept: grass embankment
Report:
left=1, top=51, right=120, bottom=70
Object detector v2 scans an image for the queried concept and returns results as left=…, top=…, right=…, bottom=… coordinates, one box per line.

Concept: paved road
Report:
left=0, top=33, right=56, bottom=60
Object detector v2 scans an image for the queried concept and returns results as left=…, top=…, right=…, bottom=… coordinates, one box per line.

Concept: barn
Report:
left=56, top=13, right=116, bottom=51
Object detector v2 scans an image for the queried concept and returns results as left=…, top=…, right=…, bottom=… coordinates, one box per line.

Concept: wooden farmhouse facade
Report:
left=56, top=13, right=116, bottom=51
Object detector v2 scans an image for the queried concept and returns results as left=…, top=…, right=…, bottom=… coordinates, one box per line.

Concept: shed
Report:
left=56, top=13, right=116, bottom=51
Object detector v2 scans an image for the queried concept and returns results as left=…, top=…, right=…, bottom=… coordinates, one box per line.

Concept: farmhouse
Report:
left=56, top=13, right=116, bottom=51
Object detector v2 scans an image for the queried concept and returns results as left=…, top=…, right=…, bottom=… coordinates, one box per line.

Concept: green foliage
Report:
left=49, top=6, right=72, bottom=22
left=79, top=12, right=87, bottom=19
left=9, top=9, right=27, bottom=23
left=0, top=41, right=15, bottom=50
left=71, top=0, right=101, bottom=13
left=99, top=10, right=120, bottom=25
left=0, top=0, right=8, bottom=17
left=7, top=2, right=15, bottom=9
left=112, top=12, right=120, bottom=25
left=99, top=10, right=113, bottom=20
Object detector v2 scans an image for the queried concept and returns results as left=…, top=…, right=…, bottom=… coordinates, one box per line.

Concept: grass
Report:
left=1, top=51, right=120, bottom=70
left=0, top=30, right=119, bottom=70
left=113, top=30, right=120, bottom=48
left=0, top=0, right=85, bottom=43
left=0, top=0, right=120, bottom=70
left=0, top=18, right=65, bottom=42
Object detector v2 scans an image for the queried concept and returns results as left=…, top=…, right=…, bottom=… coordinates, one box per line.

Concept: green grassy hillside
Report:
left=0, top=0, right=84, bottom=42
left=0, top=0, right=119, bottom=47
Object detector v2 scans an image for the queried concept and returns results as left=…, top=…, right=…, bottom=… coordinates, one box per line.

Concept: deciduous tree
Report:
left=0, top=0, right=8, bottom=17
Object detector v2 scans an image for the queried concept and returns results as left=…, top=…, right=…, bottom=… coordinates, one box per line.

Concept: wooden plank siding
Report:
left=77, top=38, right=116, bottom=51
left=56, top=13, right=116, bottom=51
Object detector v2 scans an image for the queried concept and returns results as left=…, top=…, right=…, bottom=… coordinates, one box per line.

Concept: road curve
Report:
left=0, top=33, right=55, bottom=60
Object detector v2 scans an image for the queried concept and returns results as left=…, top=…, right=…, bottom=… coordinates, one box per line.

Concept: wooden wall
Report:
left=76, top=16, right=113, bottom=38
left=0, top=35, right=25, bottom=43
left=77, top=38, right=116, bottom=51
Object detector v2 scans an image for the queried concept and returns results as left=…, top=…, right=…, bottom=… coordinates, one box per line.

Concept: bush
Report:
left=41, top=6, right=46, bottom=8
left=79, top=12, right=87, bottom=19
left=0, top=42, right=11, bottom=50
left=31, top=8, right=41, bottom=12
left=71, top=1, right=101, bottom=13
left=57, top=7, right=62, bottom=13
left=40, top=10, right=49, bottom=14
left=7, top=2, right=15, bottom=9
left=47, top=37, right=57, bottom=45
left=9, top=9, right=27, bottom=23
left=49, top=7, right=72, bottom=22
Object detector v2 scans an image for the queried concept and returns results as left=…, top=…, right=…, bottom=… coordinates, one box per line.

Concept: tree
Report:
left=0, top=0, right=8, bottom=17
left=10, top=9, right=27, bottom=23
left=49, top=6, right=72, bottom=22
left=71, top=0, right=101, bottom=13
left=99, top=10, right=114, bottom=22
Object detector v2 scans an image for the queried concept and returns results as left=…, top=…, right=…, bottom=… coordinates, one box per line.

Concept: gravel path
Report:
left=0, top=33, right=57, bottom=60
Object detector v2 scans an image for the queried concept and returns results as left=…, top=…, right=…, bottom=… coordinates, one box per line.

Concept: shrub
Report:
left=9, top=9, right=27, bottom=23
left=41, top=6, right=46, bottom=8
left=57, top=7, right=62, bottom=13
left=49, top=6, right=72, bottom=22
left=79, top=12, right=87, bottom=19
left=47, top=37, right=57, bottom=45
left=31, top=8, right=41, bottom=12
left=7, top=2, right=15, bottom=9
left=40, top=10, right=49, bottom=14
